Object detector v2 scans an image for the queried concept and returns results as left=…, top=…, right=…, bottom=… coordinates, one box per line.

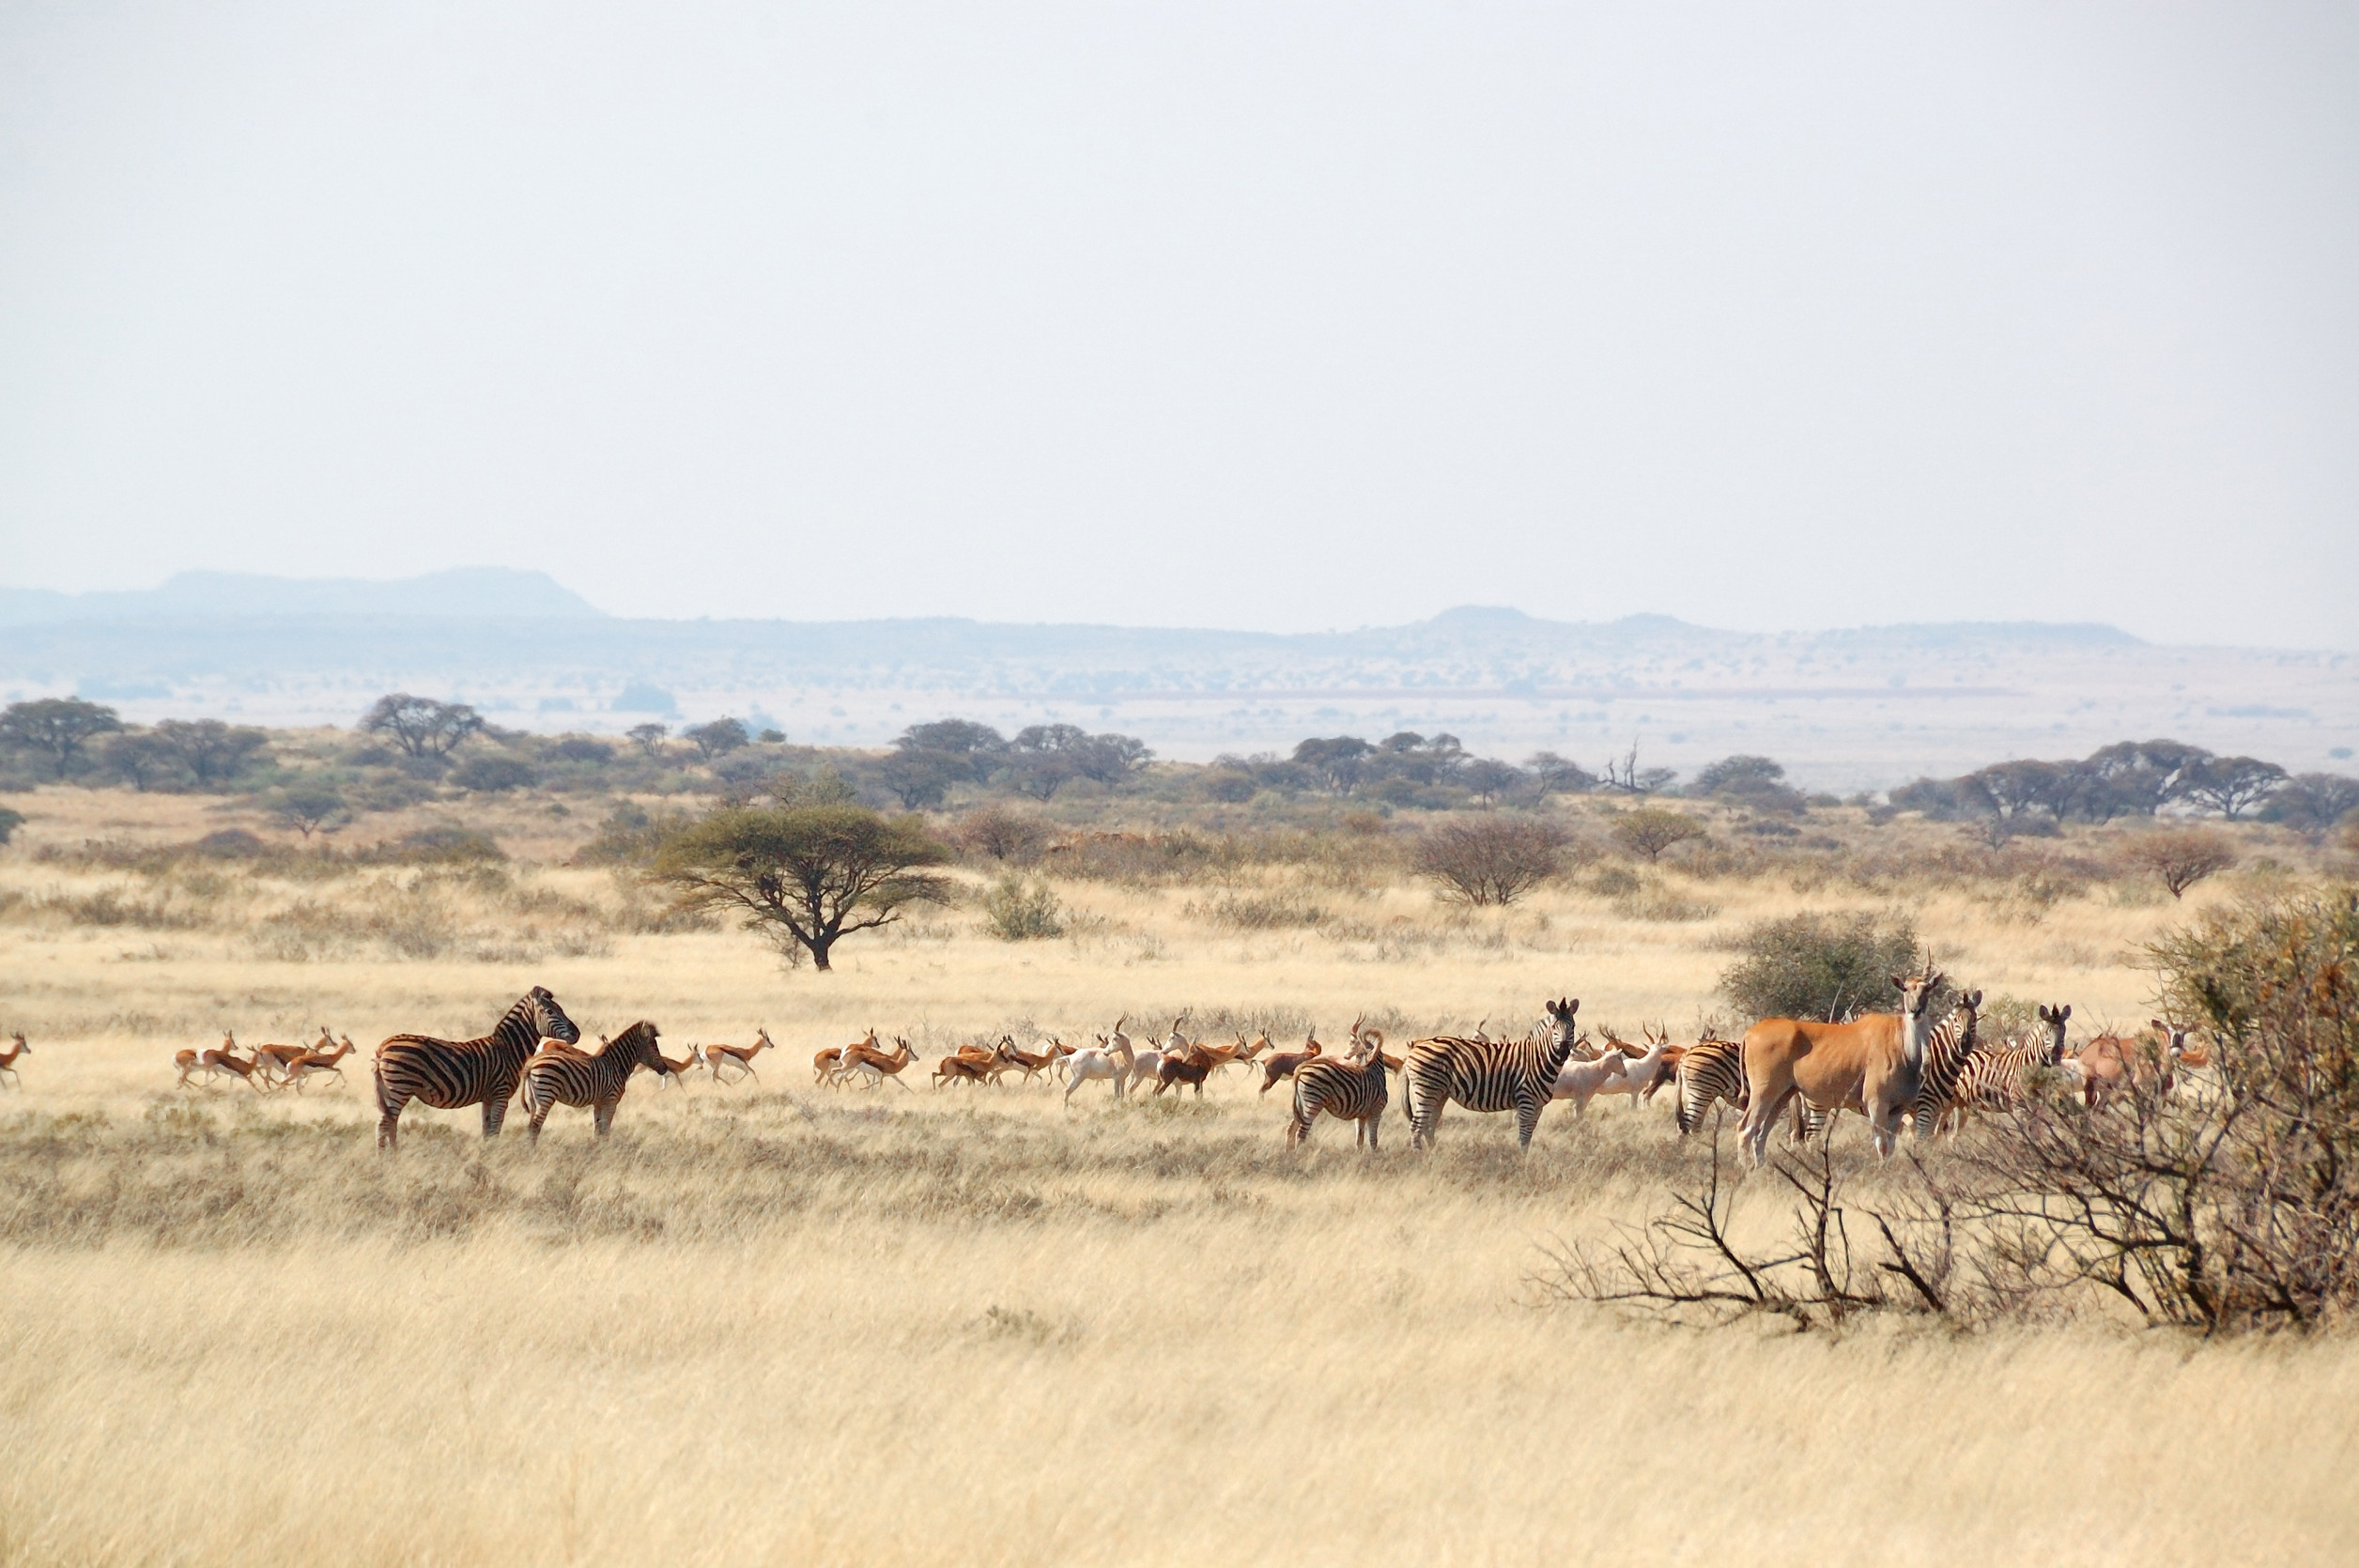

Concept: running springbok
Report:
left=251, top=1032, right=322, bottom=1087
left=704, top=1027, right=775, bottom=1084
left=843, top=1037, right=919, bottom=1089
left=817, top=1028, right=877, bottom=1085
left=0, top=1031, right=27, bottom=1089
left=1736, top=964, right=1947, bottom=1165
left=281, top=1035, right=359, bottom=1093
left=1062, top=1038, right=1125, bottom=1105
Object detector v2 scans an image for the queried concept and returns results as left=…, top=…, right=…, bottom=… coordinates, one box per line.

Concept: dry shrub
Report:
left=2120, top=825, right=2239, bottom=899
left=981, top=876, right=1064, bottom=941
left=1185, top=887, right=1330, bottom=930
left=954, top=806, right=1051, bottom=867
left=1411, top=817, right=1572, bottom=906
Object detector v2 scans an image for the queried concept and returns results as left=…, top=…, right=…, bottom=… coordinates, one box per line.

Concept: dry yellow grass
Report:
left=0, top=787, right=2351, bottom=1565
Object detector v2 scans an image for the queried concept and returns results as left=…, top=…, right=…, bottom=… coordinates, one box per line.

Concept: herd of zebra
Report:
left=84, top=963, right=2200, bottom=1157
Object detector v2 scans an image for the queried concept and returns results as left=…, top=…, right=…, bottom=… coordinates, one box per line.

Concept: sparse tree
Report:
left=2120, top=826, right=2238, bottom=899
left=2264, top=773, right=2359, bottom=840
left=151, top=718, right=271, bottom=789
left=360, top=694, right=483, bottom=759
left=955, top=806, right=1050, bottom=865
left=1601, top=742, right=1676, bottom=795
left=685, top=717, right=751, bottom=761
left=2178, top=756, right=2289, bottom=822
left=95, top=730, right=181, bottom=792
left=1460, top=757, right=1524, bottom=807
left=653, top=804, right=953, bottom=971
left=266, top=781, right=349, bottom=839
left=896, top=719, right=1008, bottom=779
left=625, top=722, right=670, bottom=758
left=1411, top=816, right=1572, bottom=906
left=1611, top=807, right=1708, bottom=863
left=1292, top=735, right=1375, bottom=795
left=879, top=747, right=967, bottom=809
left=1524, top=752, right=1595, bottom=796
left=1720, top=912, right=1923, bottom=1024
left=0, top=698, right=122, bottom=776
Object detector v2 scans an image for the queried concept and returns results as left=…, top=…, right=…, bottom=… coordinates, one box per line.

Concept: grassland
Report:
left=0, top=784, right=2353, bottom=1565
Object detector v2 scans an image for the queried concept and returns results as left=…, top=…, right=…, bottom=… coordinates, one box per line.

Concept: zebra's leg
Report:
left=527, top=1096, right=549, bottom=1144
left=482, top=1093, right=510, bottom=1139
left=374, top=1070, right=406, bottom=1152
left=1516, top=1095, right=1544, bottom=1151
left=594, top=1099, right=616, bottom=1137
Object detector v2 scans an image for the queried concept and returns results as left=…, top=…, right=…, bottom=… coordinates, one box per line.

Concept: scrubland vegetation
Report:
left=2, top=699, right=2356, bottom=1564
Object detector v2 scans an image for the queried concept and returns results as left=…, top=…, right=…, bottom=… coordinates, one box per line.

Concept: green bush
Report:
left=1719, top=910, right=1923, bottom=1023
left=981, top=876, right=1064, bottom=941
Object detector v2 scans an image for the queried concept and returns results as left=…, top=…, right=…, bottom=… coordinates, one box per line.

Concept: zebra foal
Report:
left=519, top=1020, right=672, bottom=1142
left=1287, top=1037, right=1389, bottom=1149
left=372, top=986, right=580, bottom=1150
left=1403, top=997, right=1581, bottom=1151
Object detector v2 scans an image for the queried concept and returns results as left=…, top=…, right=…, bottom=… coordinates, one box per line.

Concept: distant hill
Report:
left=0, top=568, right=603, bottom=624
left=0, top=574, right=2345, bottom=789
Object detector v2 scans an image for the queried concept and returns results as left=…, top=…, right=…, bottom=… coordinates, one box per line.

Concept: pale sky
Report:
left=3, top=2, right=2354, bottom=646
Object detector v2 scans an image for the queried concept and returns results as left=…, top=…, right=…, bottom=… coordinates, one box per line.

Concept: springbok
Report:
left=1062, top=1037, right=1125, bottom=1105
left=1589, top=1026, right=1673, bottom=1113
left=991, top=1038, right=1062, bottom=1086
left=844, top=1037, right=919, bottom=1089
left=1257, top=1028, right=1324, bottom=1096
left=281, top=1035, right=359, bottom=1093
left=704, top=1027, right=775, bottom=1084
left=1735, top=964, right=1947, bottom=1165
left=818, top=1029, right=877, bottom=1086
left=1549, top=1047, right=1627, bottom=1115
left=250, top=1033, right=320, bottom=1087
left=0, top=1031, right=28, bottom=1089
left=932, top=1051, right=994, bottom=1089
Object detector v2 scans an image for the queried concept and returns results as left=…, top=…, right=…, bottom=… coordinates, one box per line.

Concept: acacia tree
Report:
left=2179, top=756, right=2288, bottom=821
left=360, top=694, right=483, bottom=759
left=654, top=804, right=953, bottom=970
left=1611, top=807, right=1708, bottom=863
left=0, top=698, right=122, bottom=776
left=1411, top=817, right=1571, bottom=906
left=685, top=717, right=750, bottom=761
left=624, top=722, right=670, bottom=758
left=2120, top=826, right=2238, bottom=899
left=152, top=718, right=271, bottom=789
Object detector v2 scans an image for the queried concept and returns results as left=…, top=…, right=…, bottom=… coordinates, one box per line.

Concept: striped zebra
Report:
left=1404, top=997, right=1581, bottom=1151
left=1952, top=1002, right=2071, bottom=1116
left=1287, top=1038, right=1389, bottom=1148
left=1908, top=990, right=1982, bottom=1138
left=1674, top=1035, right=1831, bottom=1145
left=520, top=1020, right=671, bottom=1142
left=372, top=986, right=580, bottom=1150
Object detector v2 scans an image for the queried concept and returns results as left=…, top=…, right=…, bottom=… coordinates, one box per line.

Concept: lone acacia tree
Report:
left=654, top=804, right=953, bottom=970
left=1411, top=816, right=1572, bottom=906
left=360, top=694, right=484, bottom=759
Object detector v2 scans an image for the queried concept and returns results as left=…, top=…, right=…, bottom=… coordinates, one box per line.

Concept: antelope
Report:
left=1549, top=1047, right=1627, bottom=1115
left=176, top=1032, right=250, bottom=1090
left=933, top=1051, right=994, bottom=1089
left=1589, top=1026, right=1673, bottom=1112
left=1151, top=1040, right=1213, bottom=1097
left=1062, top=1037, right=1126, bottom=1105
left=0, top=1031, right=28, bottom=1089
left=1257, top=1028, right=1324, bottom=1096
left=843, top=1037, right=919, bottom=1089
left=1236, top=1032, right=1275, bottom=1062
left=281, top=1035, right=359, bottom=1093
left=704, top=1027, right=775, bottom=1084
left=202, top=1039, right=266, bottom=1092
left=991, top=1038, right=1061, bottom=1086
left=2073, top=1020, right=2189, bottom=1110
left=818, top=1028, right=878, bottom=1086
left=250, top=1033, right=320, bottom=1087
left=1735, top=964, right=1947, bottom=1165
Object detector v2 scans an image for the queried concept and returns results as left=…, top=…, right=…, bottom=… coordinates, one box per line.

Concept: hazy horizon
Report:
left=6, top=3, right=2356, bottom=647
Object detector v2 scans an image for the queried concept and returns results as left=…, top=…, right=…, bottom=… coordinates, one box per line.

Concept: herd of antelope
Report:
left=7, top=963, right=2204, bottom=1156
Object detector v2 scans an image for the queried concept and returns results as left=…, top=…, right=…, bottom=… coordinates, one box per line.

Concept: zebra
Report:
left=1908, top=990, right=1983, bottom=1138
left=372, top=986, right=580, bottom=1151
left=519, top=1020, right=672, bottom=1143
left=1403, top=997, right=1581, bottom=1151
left=1287, top=1038, right=1389, bottom=1148
left=1952, top=1002, right=2072, bottom=1116
left=1673, top=1034, right=1830, bottom=1145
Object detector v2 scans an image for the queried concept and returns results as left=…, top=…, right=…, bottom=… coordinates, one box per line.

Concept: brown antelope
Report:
left=818, top=1028, right=878, bottom=1085
left=2072, top=1019, right=2190, bottom=1110
left=843, top=1036, right=919, bottom=1089
left=1236, top=1032, right=1274, bottom=1062
left=251, top=1032, right=321, bottom=1087
left=176, top=1032, right=241, bottom=1090
left=1258, top=1028, right=1324, bottom=1096
left=281, top=1035, right=359, bottom=1093
left=204, top=1039, right=266, bottom=1092
left=1151, top=1040, right=1214, bottom=1097
left=704, top=1027, right=775, bottom=1084
left=0, top=1031, right=27, bottom=1089
left=991, top=1038, right=1062, bottom=1086
left=1736, top=964, right=1947, bottom=1165
left=933, top=1051, right=994, bottom=1089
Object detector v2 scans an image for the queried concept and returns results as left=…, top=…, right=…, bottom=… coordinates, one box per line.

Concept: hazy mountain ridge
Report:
left=0, top=572, right=2347, bottom=788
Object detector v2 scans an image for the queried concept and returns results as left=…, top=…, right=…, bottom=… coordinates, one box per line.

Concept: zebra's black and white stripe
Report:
left=1676, top=1036, right=1831, bottom=1144
left=520, top=1020, right=670, bottom=1142
left=1404, top=997, right=1580, bottom=1151
left=1287, top=1040, right=1389, bottom=1148
left=1952, top=1002, right=2072, bottom=1115
left=372, top=986, right=579, bottom=1150
left=1908, top=991, right=1982, bottom=1138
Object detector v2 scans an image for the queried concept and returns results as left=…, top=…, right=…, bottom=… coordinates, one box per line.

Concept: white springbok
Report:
left=1590, top=1027, right=1672, bottom=1113
left=1549, top=1045, right=1627, bottom=1115
left=1062, top=1036, right=1125, bottom=1105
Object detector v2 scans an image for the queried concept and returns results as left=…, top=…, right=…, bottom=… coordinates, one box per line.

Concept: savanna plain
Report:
left=1, top=782, right=2354, bottom=1567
